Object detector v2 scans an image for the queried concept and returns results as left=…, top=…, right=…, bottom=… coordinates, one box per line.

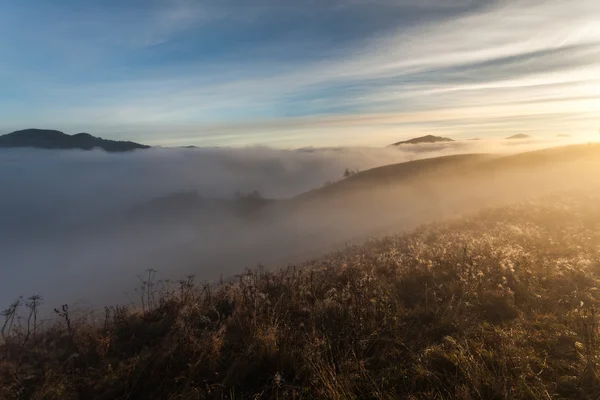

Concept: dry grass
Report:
left=3, top=192, right=600, bottom=399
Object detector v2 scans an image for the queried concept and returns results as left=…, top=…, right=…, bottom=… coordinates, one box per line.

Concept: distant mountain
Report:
left=0, top=129, right=150, bottom=152
left=391, top=135, right=454, bottom=146
left=505, top=134, right=531, bottom=140
left=557, top=134, right=571, bottom=138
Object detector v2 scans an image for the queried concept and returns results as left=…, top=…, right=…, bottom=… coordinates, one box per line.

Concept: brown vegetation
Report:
left=3, top=192, right=600, bottom=399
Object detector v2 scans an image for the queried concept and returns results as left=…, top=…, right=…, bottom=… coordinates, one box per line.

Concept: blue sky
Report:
left=1, top=0, right=599, bottom=147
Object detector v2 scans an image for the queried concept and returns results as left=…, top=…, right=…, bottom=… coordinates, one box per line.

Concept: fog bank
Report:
left=0, top=135, right=595, bottom=312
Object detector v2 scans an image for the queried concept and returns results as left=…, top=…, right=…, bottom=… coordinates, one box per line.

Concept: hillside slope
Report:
left=293, top=143, right=600, bottom=203
left=294, top=153, right=491, bottom=202
left=3, top=193, right=600, bottom=399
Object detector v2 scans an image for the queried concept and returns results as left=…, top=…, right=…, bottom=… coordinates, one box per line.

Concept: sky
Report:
left=0, top=0, right=599, bottom=147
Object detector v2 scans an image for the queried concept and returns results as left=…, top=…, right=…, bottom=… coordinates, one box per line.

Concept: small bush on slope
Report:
left=3, top=193, right=600, bottom=399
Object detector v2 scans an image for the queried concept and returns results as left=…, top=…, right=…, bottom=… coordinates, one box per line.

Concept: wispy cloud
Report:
left=0, top=0, right=599, bottom=146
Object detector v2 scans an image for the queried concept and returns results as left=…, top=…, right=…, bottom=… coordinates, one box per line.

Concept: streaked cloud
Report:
left=0, top=0, right=599, bottom=146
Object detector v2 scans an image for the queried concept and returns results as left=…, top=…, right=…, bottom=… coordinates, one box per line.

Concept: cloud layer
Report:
left=0, top=136, right=592, bottom=313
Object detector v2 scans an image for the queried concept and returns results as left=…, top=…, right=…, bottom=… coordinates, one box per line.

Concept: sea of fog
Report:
left=0, top=135, right=592, bottom=315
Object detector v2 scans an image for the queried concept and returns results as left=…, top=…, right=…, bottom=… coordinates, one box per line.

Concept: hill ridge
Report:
left=0, top=128, right=150, bottom=152
left=391, top=134, right=454, bottom=146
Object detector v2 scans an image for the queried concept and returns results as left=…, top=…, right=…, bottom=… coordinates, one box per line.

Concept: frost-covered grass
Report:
left=3, top=193, right=600, bottom=399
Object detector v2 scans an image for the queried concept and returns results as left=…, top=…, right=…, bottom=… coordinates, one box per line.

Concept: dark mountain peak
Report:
left=5, top=128, right=67, bottom=139
left=0, top=129, right=150, bottom=152
left=506, top=134, right=531, bottom=140
left=73, top=132, right=95, bottom=138
left=391, top=135, right=454, bottom=146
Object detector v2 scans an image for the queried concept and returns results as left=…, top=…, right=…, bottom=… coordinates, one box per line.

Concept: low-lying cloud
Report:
left=0, top=135, right=593, bottom=313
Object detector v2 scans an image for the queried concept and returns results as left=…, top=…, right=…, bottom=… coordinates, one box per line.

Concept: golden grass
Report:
left=3, top=192, right=600, bottom=399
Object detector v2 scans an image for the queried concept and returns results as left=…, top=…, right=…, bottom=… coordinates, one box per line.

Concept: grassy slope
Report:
left=3, top=192, right=600, bottom=399
left=293, top=143, right=600, bottom=203
left=293, top=154, right=492, bottom=203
